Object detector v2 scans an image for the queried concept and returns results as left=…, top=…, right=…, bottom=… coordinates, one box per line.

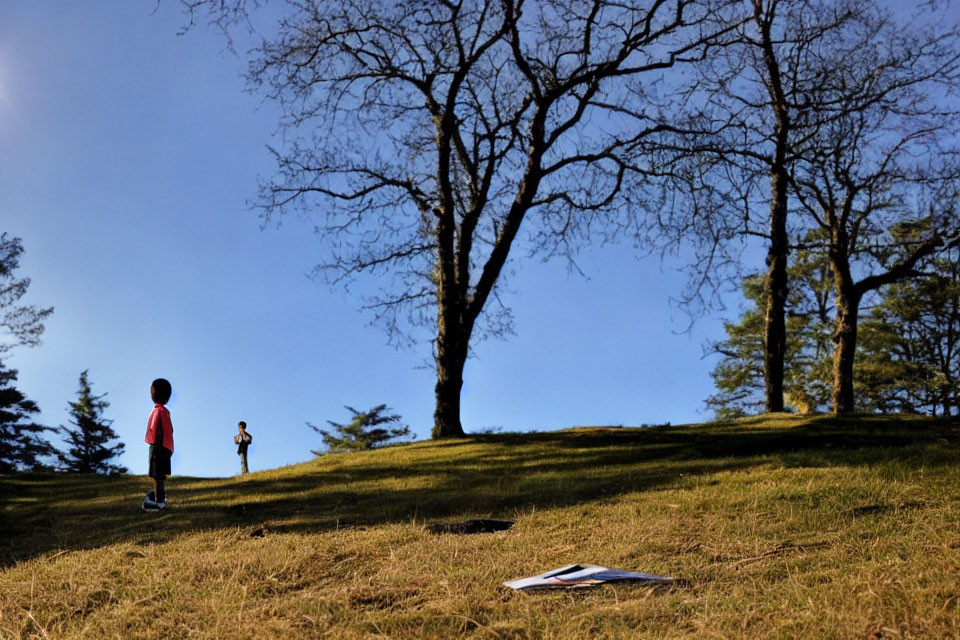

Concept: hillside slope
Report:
left=2, top=415, right=959, bottom=639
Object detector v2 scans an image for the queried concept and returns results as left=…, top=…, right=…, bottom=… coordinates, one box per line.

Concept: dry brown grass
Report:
left=2, top=414, right=959, bottom=639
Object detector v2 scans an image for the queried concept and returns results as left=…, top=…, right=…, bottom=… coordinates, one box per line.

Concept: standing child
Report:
left=234, top=421, right=252, bottom=475
left=142, top=378, right=174, bottom=511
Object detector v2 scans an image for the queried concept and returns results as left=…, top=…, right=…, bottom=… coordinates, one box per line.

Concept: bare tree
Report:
left=656, top=0, right=960, bottom=416
left=788, top=2, right=960, bottom=413
left=656, top=0, right=865, bottom=413
left=728, top=0, right=804, bottom=415
left=180, top=0, right=736, bottom=437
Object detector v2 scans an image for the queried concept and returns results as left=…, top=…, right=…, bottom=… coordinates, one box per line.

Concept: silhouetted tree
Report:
left=0, top=363, right=54, bottom=472
left=0, top=233, right=55, bottom=471
left=1, top=233, right=53, bottom=358
left=309, top=405, right=411, bottom=454
left=670, top=0, right=960, bottom=414
left=653, top=0, right=860, bottom=412
left=179, top=0, right=739, bottom=438
left=787, top=3, right=960, bottom=412
left=58, top=370, right=127, bottom=474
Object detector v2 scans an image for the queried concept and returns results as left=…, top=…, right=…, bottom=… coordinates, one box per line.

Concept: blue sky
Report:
left=1, top=1, right=738, bottom=478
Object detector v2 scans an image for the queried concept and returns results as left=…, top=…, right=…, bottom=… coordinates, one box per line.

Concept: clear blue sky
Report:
left=1, top=1, right=740, bottom=478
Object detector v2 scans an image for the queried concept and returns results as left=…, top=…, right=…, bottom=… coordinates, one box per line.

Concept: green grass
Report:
left=2, top=414, right=960, bottom=639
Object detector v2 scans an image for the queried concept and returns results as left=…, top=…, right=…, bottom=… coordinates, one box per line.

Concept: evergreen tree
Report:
left=704, top=275, right=767, bottom=419
left=706, top=242, right=834, bottom=418
left=309, top=405, right=411, bottom=454
left=709, top=237, right=960, bottom=419
left=0, top=362, right=54, bottom=472
left=58, top=370, right=127, bottom=474
left=857, top=246, right=960, bottom=417
left=0, top=233, right=55, bottom=471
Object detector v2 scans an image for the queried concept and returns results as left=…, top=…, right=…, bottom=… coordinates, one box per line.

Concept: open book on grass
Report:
left=503, top=564, right=676, bottom=590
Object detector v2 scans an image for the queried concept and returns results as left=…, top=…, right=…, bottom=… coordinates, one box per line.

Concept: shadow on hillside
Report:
left=1, top=415, right=955, bottom=567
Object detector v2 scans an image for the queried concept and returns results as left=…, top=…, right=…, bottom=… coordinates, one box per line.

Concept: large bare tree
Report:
left=181, top=0, right=736, bottom=437
left=657, top=0, right=863, bottom=413
left=656, top=0, right=960, bottom=415
left=788, top=1, right=960, bottom=413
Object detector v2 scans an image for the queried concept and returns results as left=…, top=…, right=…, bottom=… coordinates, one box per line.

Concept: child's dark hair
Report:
left=238, top=421, right=247, bottom=428
left=151, top=378, right=172, bottom=404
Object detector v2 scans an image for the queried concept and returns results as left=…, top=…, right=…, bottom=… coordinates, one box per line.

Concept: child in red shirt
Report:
left=143, top=378, right=174, bottom=511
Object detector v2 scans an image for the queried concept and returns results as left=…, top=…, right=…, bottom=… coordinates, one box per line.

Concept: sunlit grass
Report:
left=2, top=414, right=959, bottom=638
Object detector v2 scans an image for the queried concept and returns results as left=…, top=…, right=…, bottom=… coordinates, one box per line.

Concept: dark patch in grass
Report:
left=426, top=518, right=514, bottom=534
left=849, top=501, right=927, bottom=517
left=349, top=587, right=422, bottom=610
left=850, top=504, right=888, bottom=516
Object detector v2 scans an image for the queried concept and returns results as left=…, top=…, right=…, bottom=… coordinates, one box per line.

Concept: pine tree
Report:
left=857, top=247, right=960, bottom=417
left=709, top=237, right=960, bottom=419
left=309, top=405, right=411, bottom=454
left=0, top=362, right=54, bottom=472
left=704, top=275, right=767, bottom=419
left=58, top=370, right=127, bottom=474
left=706, top=242, right=834, bottom=418
left=0, top=233, right=55, bottom=470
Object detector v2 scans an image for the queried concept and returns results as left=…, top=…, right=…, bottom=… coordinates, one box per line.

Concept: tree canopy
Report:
left=0, top=233, right=55, bottom=471
left=671, top=0, right=960, bottom=414
left=0, top=363, right=54, bottom=472
left=180, top=0, right=742, bottom=437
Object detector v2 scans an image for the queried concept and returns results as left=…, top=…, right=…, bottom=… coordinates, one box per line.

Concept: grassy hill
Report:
left=2, top=414, right=959, bottom=639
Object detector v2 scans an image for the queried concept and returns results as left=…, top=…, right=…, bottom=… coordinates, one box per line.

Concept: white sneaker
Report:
left=141, top=491, right=167, bottom=511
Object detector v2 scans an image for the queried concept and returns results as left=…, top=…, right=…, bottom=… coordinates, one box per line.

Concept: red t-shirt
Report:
left=144, top=404, right=174, bottom=453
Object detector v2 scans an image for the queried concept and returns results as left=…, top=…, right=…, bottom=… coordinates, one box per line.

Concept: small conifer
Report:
left=58, top=371, right=127, bottom=474
left=309, top=405, right=411, bottom=454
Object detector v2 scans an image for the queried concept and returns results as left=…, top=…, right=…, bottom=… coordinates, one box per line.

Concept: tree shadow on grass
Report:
left=1, top=414, right=954, bottom=567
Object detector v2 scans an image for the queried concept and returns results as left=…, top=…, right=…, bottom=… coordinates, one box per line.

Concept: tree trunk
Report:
left=433, top=277, right=467, bottom=438
left=757, top=0, right=790, bottom=414
left=433, top=341, right=466, bottom=438
left=764, top=184, right=789, bottom=413
left=831, top=264, right=861, bottom=414
left=432, top=207, right=467, bottom=439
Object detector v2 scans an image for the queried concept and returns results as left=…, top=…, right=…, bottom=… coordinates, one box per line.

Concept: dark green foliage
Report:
left=58, top=371, right=127, bottom=474
left=706, top=242, right=833, bottom=418
left=705, top=276, right=767, bottom=419
left=0, top=363, right=55, bottom=472
left=857, top=247, right=960, bottom=417
left=0, top=234, right=55, bottom=472
left=309, top=405, right=411, bottom=454
left=709, top=239, right=960, bottom=418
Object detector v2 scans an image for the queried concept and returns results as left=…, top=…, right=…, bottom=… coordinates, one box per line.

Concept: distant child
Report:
left=234, top=421, right=252, bottom=475
left=142, top=378, right=174, bottom=511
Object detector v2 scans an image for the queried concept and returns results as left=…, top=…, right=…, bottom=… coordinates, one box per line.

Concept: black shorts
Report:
left=148, top=445, right=172, bottom=478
